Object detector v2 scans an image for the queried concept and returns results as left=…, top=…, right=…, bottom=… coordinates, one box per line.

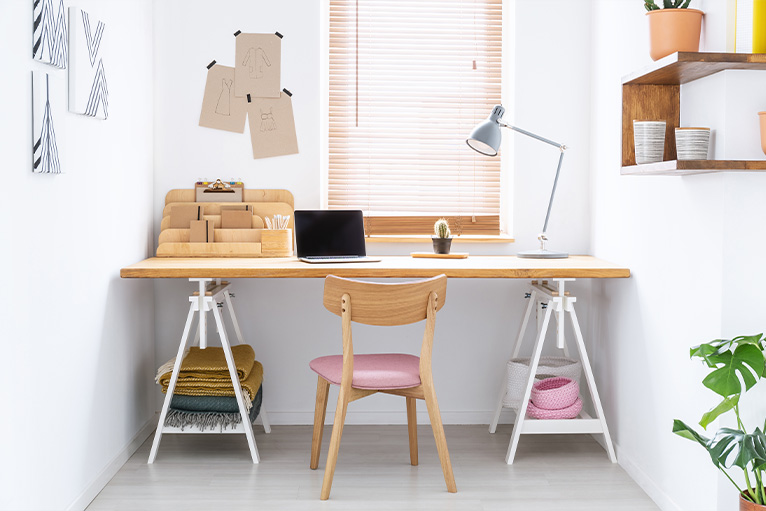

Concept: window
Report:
left=327, top=0, right=503, bottom=236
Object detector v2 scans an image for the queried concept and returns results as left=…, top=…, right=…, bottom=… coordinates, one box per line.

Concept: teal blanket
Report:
left=165, top=385, right=262, bottom=431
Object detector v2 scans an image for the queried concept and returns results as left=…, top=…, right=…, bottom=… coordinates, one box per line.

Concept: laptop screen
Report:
left=294, top=210, right=367, bottom=257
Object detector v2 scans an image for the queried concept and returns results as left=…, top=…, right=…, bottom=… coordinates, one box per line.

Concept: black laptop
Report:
left=294, top=210, right=380, bottom=263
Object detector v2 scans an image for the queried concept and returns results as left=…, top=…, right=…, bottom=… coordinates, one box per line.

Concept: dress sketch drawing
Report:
left=242, top=47, right=271, bottom=79
left=215, top=78, right=232, bottom=116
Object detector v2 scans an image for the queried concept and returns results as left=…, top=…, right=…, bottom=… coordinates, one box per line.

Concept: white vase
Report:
left=633, top=120, right=666, bottom=164
left=675, top=127, right=711, bottom=160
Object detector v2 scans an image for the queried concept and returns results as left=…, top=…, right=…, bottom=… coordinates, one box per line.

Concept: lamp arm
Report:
left=498, top=119, right=565, bottom=151
left=497, top=119, right=567, bottom=240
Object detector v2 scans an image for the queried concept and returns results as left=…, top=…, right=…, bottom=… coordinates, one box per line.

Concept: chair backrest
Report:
left=323, top=275, right=447, bottom=326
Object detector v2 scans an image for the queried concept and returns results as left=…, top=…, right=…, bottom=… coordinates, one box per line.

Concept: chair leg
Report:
left=320, top=386, right=350, bottom=500
left=423, top=384, right=457, bottom=493
left=310, top=376, right=330, bottom=470
left=406, top=397, right=418, bottom=466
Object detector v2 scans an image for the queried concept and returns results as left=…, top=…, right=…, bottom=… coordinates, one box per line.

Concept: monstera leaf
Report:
left=691, top=334, right=765, bottom=368
left=709, top=428, right=766, bottom=471
left=700, top=395, right=739, bottom=429
left=673, top=421, right=766, bottom=471
left=702, top=344, right=764, bottom=397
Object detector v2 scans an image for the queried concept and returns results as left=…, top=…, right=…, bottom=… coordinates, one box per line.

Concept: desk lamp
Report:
left=466, top=105, right=568, bottom=259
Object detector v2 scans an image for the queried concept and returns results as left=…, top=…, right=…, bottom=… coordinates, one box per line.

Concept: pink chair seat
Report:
left=310, top=353, right=421, bottom=390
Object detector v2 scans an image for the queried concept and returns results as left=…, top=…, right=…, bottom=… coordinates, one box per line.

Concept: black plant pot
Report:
left=432, top=237, right=452, bottom=255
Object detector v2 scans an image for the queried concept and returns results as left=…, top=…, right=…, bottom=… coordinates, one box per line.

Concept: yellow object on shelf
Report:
left=755, top=0, right=766, bottom=53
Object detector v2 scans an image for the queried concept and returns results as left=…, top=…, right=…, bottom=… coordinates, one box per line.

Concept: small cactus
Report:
left=434, top=218, right=451, bottom=239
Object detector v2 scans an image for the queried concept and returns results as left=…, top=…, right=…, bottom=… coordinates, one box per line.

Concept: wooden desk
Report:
left=120, top=255, right=630, bottom=279
left=122, top=255, right=629, bottom=465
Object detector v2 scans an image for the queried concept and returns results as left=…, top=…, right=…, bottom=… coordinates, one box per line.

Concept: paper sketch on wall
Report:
left=260, top=108, right=277, bottom=131
left=199, top=63, right=247, bottom=133
left=33, top=0, right=68, bottom=68
left=235, top=33, right=281, bottom=98
left=247, top=90, right=298, bottom=159
left=68, top=7, right=108, bottom=119
left=32, top=71, right=62, bottom=174
left=244, top=47, right=271, bottom=79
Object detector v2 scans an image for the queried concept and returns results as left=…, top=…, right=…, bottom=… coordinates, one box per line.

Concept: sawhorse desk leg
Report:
left=489, top=279, right=616, bottom=465
left=148, top=278, right=270, bottom=464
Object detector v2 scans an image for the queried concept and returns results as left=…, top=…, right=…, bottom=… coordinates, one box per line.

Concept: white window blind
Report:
left=328, top=0, right=503, bottom=235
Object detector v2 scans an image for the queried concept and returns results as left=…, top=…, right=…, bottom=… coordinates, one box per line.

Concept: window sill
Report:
left=365, top=234, right=515, bottom=243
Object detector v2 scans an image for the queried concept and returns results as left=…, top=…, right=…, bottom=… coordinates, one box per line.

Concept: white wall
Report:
left=589, top=1, right=766, bottom=510
left=0, top=1, right=156, bottom=510
left=151, top=0, right=595, bottom=426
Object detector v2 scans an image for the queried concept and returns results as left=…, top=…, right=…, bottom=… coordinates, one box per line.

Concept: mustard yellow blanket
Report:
left=157, top=345, right=262, bottom=401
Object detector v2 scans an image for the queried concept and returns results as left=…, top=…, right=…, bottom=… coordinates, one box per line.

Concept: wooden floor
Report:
left=87, top=425, right=658, bottom=511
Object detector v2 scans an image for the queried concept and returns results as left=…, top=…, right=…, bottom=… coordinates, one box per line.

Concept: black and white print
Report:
left=33, top=0, right=68, bottom=68
left=32, top=71, right=62, bottom=174
left=68, top=7, right=108, bottom=119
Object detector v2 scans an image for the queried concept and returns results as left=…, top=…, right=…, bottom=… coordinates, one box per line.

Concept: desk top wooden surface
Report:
left=120, top=256, right=629, bottom=279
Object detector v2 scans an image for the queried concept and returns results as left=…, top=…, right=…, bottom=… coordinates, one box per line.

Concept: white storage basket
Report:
left=502, top=357, right=582, bottom=408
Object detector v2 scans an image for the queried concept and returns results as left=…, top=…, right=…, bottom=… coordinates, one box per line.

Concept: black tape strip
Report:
left=206, top=221, right=209, bottom=242
left=275, top=31, right=283, bottom=39
left=247, top=93, right=252, bottom=103
left=207, top=60, right=216, bottom=69
left=234, top=30, right=241, bottom=36
left=282, top=88, right=292, bottom=97
left=197, top=206, right=201, bottom=221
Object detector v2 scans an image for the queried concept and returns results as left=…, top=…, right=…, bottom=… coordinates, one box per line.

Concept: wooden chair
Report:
left=309, top=274, right=456, bottom=500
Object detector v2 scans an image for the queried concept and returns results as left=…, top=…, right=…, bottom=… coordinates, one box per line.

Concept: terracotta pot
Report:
left=759, top=112, right=766, bottom=155
left=740, top=491, right=766, bottom=511
left=647, top=8, right=704, bottom=61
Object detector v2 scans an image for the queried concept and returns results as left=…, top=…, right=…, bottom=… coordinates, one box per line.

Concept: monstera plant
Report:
left=673, top=334, right=766, bottom=507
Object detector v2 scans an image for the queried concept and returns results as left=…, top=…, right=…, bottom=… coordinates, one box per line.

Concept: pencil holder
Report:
left=261, top=229, right=293, bottom=257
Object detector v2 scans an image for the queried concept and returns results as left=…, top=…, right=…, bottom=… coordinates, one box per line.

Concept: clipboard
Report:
left=195, top=179, right=244, bottom=202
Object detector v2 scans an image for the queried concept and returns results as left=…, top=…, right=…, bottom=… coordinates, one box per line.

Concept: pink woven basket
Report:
left=527, top=397, right=583, bottom=420
left=530, top=377, right=579, bottom=410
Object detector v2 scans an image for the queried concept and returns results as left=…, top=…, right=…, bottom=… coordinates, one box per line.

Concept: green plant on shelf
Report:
left=434, top=218, right=451, bottom=239
left=644, top=0, right=692, bottom=10
left=673, top=334, right=766, bottom=505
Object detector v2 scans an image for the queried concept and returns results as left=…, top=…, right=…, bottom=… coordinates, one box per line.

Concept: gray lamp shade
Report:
left=465, top=104, right=506, bottom=157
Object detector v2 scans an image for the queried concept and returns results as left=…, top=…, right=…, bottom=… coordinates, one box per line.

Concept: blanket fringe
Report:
left=164, top=409, right=252, bottom=431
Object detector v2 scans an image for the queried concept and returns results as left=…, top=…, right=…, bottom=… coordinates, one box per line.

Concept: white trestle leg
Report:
left=491, top=279, right=616, bottom=465
left=148, top=278, right=268, bottom=464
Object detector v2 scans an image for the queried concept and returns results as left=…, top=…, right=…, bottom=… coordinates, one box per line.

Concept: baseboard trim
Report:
left=263, top=409, right=517, bottom=425
left=615, top=442, right=682, bottom=511
left=66, top=413, right=158, bottom=511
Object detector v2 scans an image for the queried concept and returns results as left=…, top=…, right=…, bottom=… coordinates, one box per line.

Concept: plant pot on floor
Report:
left=740, top=491, right=766, bottom=511
left=647, top=8, right=703, bottom=61
left=432, top=237, right=452, bottom=254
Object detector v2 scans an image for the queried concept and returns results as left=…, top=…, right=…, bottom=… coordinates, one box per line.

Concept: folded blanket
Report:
left=170, top=394, right=244, bottom=413
left=165, top=385, right=263, bottom=431
left=156, top=345, right=256, bottom=383
left=161, top=360, right=263, bottom=403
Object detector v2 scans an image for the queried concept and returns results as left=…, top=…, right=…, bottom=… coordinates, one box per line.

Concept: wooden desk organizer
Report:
left=157, top=188, right=294, bottom=258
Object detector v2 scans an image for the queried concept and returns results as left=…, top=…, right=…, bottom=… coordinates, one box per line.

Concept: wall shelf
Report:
left=621, top=159, right=766, bottom=176
left=621, top=52, right=766, bottom=175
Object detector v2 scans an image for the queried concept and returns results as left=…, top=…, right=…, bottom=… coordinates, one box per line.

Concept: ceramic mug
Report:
left=675, top=127, right=710, bottom=160
left=633, top=120, right=666, bottom=164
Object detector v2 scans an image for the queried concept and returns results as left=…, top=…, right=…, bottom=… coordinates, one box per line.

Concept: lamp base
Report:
left=517, top=249, right=569, bottom=259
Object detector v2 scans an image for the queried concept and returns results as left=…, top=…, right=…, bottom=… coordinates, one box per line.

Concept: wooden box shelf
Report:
left=158, top=189, right=294, bottom=257
left=621, top=52, right=766, bottom=175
